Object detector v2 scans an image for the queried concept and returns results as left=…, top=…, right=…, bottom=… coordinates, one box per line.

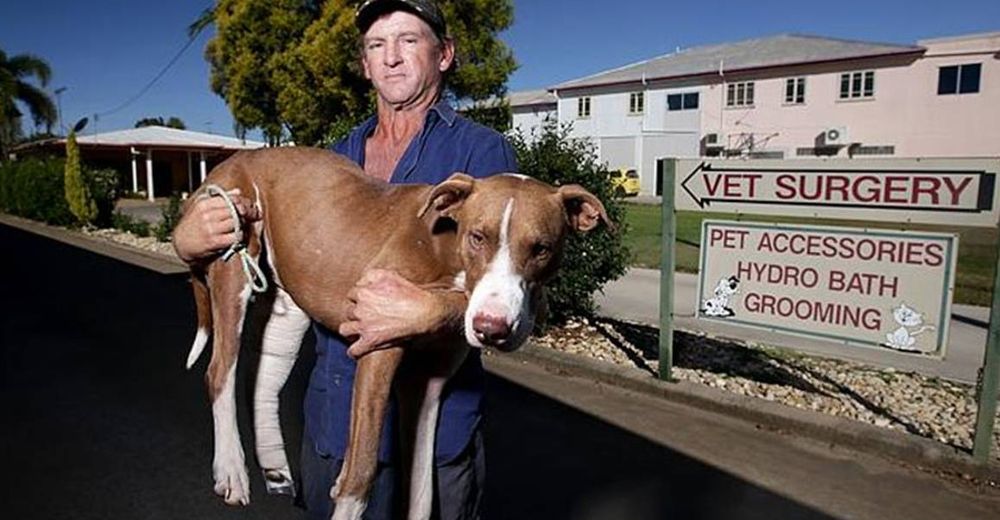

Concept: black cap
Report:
left=356, top=0, right=447, bottom=38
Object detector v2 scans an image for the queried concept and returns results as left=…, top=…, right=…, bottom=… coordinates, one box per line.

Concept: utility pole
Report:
left=54, top=87, right=67, bottom=135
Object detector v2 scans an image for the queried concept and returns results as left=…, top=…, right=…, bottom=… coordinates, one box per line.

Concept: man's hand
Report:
left=339, top=269, right=463, bottom=359
left=172, top=189, right=261, bottom=264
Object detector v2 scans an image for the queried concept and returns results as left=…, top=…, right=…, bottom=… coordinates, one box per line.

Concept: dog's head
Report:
left=714, top=276, right=739, bottom=297
left=419, top=173, right=613, bottom=350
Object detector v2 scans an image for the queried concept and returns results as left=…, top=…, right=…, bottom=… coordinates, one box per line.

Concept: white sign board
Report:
left=697, top=221, right=957, bottom=357
left=672, top=158, right=1000, bottom=227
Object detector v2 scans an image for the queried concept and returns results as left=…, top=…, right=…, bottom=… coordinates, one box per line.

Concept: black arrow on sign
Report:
left=679, top=162, right=995, bottom=213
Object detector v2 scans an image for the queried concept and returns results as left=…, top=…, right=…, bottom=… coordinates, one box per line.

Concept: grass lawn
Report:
left=622, top=202, right=998, bottom=306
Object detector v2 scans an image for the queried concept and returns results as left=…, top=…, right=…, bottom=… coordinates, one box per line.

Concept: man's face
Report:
left=361, top=11, right=454, bottom=108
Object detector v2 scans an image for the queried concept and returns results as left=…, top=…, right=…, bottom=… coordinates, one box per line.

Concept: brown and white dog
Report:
left=183, top=146, right=610, bottom=520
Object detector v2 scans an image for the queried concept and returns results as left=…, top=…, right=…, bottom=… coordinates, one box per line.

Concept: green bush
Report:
left=154, top=194, right=183, bottom=242
left=0, top=156, right=75, bottom=225
left=111, top=211, right=151, bottom=237
left=509, top=119, right=630, bottom=325
left=86, top=167, right=120, bottom=228
left=0, top=156, right=120, bottom=227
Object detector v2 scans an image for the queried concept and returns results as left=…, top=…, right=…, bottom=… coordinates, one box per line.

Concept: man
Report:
left=172, top=1, right=516, bottom=518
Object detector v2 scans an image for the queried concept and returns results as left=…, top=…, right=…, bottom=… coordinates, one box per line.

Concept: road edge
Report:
left=0, top=214, right=188, bottom=275
left=486, top=343, right=1000, bottom=484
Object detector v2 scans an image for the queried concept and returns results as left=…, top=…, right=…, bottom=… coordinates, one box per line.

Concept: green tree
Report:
left=194, top=0, right=516, bottom=146
left=135, top=116, right=187, bottom=129
left=166, top=116, right=187, bottom=130
left=510, top=120, right=629, bottom=324
left=64, top=130, right=97, bottom=225
left=0, top=50, right=57, bottom=159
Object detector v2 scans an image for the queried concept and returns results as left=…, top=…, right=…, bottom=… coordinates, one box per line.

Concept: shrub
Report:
left=64, top=131, right=98, bottom=226
left=0, top=156, right=75, bottom=225
left=111, top=211, right=151, bottom=237
left=154, top=194, right=183, bottom=242
left=86, top=167, right=120, bottom=228
left=509, top=120, right=630, bottom=325
left=0, top=156, right=120, bottom=227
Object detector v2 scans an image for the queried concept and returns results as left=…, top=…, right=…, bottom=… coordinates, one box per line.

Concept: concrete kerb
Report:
left=491, top=343, right=1000, bottom=484
left=0, top=214, right=187, bottom=275
left=6, top=212, right=998, bottom=484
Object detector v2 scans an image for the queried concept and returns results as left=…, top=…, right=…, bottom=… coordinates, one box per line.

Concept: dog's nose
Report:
left=472, top=314, right=511, bottom=346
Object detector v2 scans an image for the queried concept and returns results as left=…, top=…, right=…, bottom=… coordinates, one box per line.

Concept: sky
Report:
left=2, top=0, right=998, bottom=141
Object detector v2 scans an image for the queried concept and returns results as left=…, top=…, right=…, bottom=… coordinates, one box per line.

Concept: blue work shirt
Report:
left=304, top=100, right=517, bottom=465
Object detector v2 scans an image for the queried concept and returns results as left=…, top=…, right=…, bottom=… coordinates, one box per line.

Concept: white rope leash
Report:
left=203, top=184, right=268, bottom=293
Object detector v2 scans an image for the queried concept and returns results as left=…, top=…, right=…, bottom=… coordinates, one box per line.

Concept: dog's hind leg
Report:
left=206, top=260, right=253, bottom=506
left=253, top=286, right=309, bottom=496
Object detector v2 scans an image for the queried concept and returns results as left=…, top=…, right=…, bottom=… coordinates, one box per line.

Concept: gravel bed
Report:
left=533, top=317, right=1000, bottom=462
left=78, top=226, right=1000, bottom=462
left=81, top=227, right=180, bottom=258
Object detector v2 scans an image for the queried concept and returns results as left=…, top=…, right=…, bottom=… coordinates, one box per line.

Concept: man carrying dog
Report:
left=172, top=1, right=515, bottom=518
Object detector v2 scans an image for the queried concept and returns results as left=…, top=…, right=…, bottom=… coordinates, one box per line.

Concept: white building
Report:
left=541, top=32, right=1000, bottom=195
left=508, top=89, right=557, bottom=138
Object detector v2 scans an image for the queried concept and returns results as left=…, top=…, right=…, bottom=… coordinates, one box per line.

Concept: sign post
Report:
left=659, top=159, right=676, bottom=381
left=972, top=232, right=1000, bottom=462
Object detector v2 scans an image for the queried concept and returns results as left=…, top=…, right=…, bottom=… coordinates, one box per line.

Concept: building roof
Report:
left=552, top=33, right=923, bottom=91
left=48, top=126, right=266, bottom=151
left=917, top=30, right=1000, bottom=45
left=508, top=89, right=557, bottom=108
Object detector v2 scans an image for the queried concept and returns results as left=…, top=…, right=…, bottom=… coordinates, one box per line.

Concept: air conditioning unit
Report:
left=703, top=133, right=723, bottom=148
left=822, top=127, right=848, bottom=146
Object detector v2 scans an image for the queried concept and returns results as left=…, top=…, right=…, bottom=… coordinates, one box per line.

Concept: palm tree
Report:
left=1, top=49, right=57, bottom=158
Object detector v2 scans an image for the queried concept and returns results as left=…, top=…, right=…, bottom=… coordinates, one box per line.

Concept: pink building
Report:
left=541, top=32, right=1000, bottom=195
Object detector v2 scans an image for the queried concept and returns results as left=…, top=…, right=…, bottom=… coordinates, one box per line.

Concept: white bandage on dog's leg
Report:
left=408, top=378, right=446, bottom=520
left=254, top=287, right=309, bottom=495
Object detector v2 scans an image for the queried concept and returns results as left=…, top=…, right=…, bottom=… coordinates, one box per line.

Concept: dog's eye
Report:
left=531, top=242, right=551, bottom=259
left=468, top=230, right=486, bottom=250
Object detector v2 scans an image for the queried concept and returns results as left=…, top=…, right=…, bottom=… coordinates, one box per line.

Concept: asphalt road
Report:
left=596, top=267, right=989, bottom=383
left=3, top=223, right=998, bottom=520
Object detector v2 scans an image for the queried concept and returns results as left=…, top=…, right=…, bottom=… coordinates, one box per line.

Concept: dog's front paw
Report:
left=213, top=460, right=250, bottom=506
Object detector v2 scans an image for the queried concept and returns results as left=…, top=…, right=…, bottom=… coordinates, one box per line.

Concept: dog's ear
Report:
left=557, top=184, right=615, bottom=233
left=418, top=173, right=476, bottom=219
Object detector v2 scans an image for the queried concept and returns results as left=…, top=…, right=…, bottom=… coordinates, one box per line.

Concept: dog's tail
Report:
left=186, top=273, right=212, bottom=369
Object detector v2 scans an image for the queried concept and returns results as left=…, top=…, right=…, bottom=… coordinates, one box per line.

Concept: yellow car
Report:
left=609, top=167, right=640, bottom=197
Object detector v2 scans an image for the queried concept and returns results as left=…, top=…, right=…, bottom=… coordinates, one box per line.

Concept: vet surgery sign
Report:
left=674, top=158, right=1000, bottom=227
left=697, top=221, right=957, bottom=357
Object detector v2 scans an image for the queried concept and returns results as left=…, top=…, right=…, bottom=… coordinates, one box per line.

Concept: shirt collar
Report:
left=359, top=98, right=456, bottom=138
left=429, top=99, right=457, bottom=127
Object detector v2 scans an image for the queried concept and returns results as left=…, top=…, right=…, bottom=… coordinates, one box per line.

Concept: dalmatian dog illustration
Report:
left=701, top=275, right=739, bottom=318
left=882, top=303, right=935, bottom=352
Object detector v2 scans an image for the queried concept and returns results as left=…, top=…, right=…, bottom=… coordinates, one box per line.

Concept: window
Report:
left=839, top=71, right=875, bottom=99
left=852, top=145, right=896, bottom=156
left=785, top=77, right=806, bottom=104
left=938, top=64, right=981, bottom=95
left=749, top=151, right=785, bottom=159
left=667, top=92, right=699, bottom=111
left=629, top=92, right=644, bottom=114
left=726, top=81, right=755, bottom=107
left=577, top=97, right=591, bottom=118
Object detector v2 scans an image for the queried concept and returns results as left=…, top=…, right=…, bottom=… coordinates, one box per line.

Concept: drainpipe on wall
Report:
left=718, top=59, right=725, bottom=149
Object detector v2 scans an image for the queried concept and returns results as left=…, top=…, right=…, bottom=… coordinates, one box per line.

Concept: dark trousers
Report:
left=301, top=427, right=485, bottom=520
